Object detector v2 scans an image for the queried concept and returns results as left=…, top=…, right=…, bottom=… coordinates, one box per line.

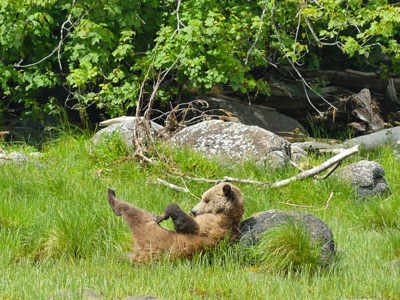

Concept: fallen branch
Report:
left=316, top=162, right=341, bottom=180
left=278, top=201, right=317, bottom=209
left=179, top=145, right=358, bottom=188
left=270, top=145, right=358, bottom=188
left=157, top=178, right=190, bottom=193
left=182, top=175, right=269, bottom=186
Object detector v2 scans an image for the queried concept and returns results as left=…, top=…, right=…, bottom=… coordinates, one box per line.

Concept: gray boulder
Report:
left=93, top=117, right=165, bottom=147
left=240, top=210, right=335, bottom=264
left=169, top=120, right=291, bottom=169
left=0, top=152, right=30, bottom=165
left=336, top=160, right=390, bottom=197
left=290, top=145, right=308, bottom=163
left=197, top=96, right=307, bottom=134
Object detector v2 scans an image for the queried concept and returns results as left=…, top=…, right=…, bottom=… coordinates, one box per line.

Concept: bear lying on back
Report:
left=107, top=183, right=244, bottom=264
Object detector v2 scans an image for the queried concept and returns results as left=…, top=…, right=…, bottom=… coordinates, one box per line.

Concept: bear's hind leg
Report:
left=107, top=188, right=131, bottom=216
left=107, top=188, right=155, bottom=226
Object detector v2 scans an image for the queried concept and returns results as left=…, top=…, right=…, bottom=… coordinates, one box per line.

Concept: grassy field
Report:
left=0, top=133, right=399, bottom=299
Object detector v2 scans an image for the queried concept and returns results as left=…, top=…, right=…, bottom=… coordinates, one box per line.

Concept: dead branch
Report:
left=177, top=145, right=358, bottom=188
left=278, top=201, right=318, bottom=209
left=290, top=160, right=305, bottom=172
left=270, top=145, right=358, bottom=188
left=316, top=162, right=341, bottom=180
left=157, top=178, right=190, bottom=193
left=324, top=192, right=334, bottom=213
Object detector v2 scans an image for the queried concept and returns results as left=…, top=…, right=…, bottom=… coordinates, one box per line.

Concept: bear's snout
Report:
left=190, top=209, right=197, bottom=217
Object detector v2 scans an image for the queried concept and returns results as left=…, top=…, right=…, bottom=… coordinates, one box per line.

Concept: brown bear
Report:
left=107, top=183, right=244, bottom=264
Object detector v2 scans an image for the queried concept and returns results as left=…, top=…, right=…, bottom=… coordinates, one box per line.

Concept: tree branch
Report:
left=245, top=5, right=266, bottom=66
left=14, top=0, right=80, bottom=70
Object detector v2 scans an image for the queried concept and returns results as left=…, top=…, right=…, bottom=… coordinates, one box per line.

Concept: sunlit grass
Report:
left=243, top=221, right=326, bottom=273
left=0, top=135, right=399, bottom=299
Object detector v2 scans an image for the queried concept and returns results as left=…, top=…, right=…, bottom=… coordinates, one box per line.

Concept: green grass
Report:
left=243, top=221, right=327, bottom=274
left=0, top=135, right=399, bottom=299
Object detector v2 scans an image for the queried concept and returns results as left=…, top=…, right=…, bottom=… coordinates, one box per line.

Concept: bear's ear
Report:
left=222, top=184, right=234, bottom=201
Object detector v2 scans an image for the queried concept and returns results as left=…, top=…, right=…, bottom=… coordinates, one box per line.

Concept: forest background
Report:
left=0, top=0, right=399, bottom=137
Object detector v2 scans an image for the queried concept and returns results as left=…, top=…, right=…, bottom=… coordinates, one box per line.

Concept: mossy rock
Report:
left=240, top=210, right=335, bottom=265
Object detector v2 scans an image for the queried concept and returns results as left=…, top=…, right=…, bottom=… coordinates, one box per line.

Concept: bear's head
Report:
left=190, top=183, right=244, bottom=220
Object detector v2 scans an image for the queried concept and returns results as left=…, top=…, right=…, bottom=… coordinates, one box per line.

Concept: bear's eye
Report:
left=204, top=198, right=210, bottom=203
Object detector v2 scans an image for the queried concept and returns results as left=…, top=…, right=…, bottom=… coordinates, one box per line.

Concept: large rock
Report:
left=169, top=120, right=291, bottom=168
left=336, top=160, right=390, bottom=197
left=93, top=117, right=165, bottom=147
left=196, top=96, right=307, bottom=134
left=0, top=152, right=29, bottom=165
left=240, top=210, right=335, bottom=264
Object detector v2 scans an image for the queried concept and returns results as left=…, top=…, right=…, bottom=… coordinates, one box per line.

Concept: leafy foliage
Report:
left=0, top=0, right=399, bottom=121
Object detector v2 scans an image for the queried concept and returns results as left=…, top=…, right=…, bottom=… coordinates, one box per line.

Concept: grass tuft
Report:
left=352, top=196, right=400, bottom=230
left=244, top=221, right=325, bottom=274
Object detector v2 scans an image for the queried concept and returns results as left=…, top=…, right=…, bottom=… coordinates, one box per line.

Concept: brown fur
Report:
left=153, top=203, right=199, bottom=235
left=107, top=183, right=244, bottom=264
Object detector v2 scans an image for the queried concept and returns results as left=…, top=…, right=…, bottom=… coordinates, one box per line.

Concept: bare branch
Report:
left=316, top=161, right=341, bottom=180
left=279, top=201, right=318, bottom=209
left=270, top=0, right=336, bottom=115
left=245, top=5, right=266, bottom=66
left=157, top=178, right=190, bottom=193
left=14, top=0, right=80, bottom=70
left=270, top=145, right=358, bottom=188
left=304, top=16, right=344, bottom=49
left=178, top=145, right=358, bottom=188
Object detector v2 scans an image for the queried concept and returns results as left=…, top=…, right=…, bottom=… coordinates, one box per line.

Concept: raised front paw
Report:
left=152, top=215, right=167, bottom=223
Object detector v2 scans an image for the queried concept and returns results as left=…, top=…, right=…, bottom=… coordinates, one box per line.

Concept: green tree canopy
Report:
left=0, top=0, right=399, bottom=120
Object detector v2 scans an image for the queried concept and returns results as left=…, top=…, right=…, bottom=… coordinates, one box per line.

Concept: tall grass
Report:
left=0, top=134, right=399, bottom=299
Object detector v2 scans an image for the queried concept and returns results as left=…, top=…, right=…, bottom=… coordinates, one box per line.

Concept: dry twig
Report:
left=278, top=201, right=318, bottom=209
left=324, top=192, right=334, bottom=213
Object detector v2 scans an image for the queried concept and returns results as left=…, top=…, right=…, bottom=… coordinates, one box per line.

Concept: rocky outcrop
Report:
left=92, top=117, right=165, bottom=147
left=336, top=160, right=390, bottom=197
left=196, top=96, right=307, bottom=134
left=169, top=120, right=292, bottom=169
left=240, top=210, right=335, bottom=264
